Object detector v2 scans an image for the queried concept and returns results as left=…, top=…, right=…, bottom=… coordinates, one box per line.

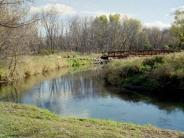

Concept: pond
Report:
left=0, top=69, right=184, bottom=131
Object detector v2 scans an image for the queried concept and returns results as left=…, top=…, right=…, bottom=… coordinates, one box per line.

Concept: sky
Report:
left=31, top=0, right=184, bottom=28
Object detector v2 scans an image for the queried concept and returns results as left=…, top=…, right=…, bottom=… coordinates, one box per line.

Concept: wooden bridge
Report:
left=101, top=50, right=175, bottom=60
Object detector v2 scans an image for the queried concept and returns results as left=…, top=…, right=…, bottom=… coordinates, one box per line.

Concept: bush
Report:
left=69, top=59, right=80, bottom=67
left=143, top=56, right=164, bottom=69
left=120, top=65, right=141, bottom=77
left=103, top=52, right=184, bottom=92
left=123, top=75, right=160, bottom=91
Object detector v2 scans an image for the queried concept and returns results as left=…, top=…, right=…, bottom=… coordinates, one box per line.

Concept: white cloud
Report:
left=30, top=4, right=76, bottom=15
left=144, top=21, right=171, bottom=29
left=172, top=5, right=184, bottom=12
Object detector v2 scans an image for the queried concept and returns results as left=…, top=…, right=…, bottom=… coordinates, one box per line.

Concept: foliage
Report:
left=95, top=15, right=108, bottom=25
left=109, top=14, right=121, bottom=23
left=171, top=10, right=184, bottom=49
left=142, top=56, right=164, bottom=69
left=104, top=52, right=184, bottom=92
left=69, top=59, right=81, bottom=67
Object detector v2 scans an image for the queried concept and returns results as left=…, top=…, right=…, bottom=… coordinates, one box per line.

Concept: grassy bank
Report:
left=0, top=66, right=96, bottom=102
left=0, top=102, right=183, bottom=138
left=104, top=52, right=184, bottom=95
left=0, top=52, right=97, bottom=83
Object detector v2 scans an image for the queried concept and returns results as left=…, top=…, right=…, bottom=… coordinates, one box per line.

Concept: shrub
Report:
left=104, top=52, right=184, bottom=92
left=120, top=65, right=141, bottom=77
left=143, top=56, right=164, bottom=69
left=69, top=59, right=80, bottom=67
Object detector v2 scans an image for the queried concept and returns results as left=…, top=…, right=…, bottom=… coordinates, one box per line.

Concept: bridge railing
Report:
left=101, top=50, right=175, bottom=60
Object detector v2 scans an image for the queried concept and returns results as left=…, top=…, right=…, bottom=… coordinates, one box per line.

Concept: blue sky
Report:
left=32, top=0, right=184, bottom=28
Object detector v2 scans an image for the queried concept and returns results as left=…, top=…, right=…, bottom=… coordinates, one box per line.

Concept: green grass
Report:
left=104, top=52, right=184, bottom=92
left=0, top=52, right=98, bottom=82
left=67, top=57, right=92, bottom=67
left=0, top=102, right=183, bottom=138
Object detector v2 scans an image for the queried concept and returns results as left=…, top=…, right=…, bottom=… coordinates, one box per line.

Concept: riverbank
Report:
left=0, top=102, right=183, bottom=138
left=103, top=52, right=184, bottom=98
left=0, top=52, right=98, bottom=84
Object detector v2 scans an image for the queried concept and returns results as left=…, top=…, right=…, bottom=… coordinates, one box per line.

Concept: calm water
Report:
left=0, top=69, right=184, bottom=131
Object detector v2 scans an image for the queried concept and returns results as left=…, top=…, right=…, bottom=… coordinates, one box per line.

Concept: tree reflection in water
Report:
left=1, top=70, right=184, bottom=131
left=1, top=70, right=184, bottom=113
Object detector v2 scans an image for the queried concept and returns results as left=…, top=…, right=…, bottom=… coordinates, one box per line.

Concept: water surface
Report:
left=0, top=69, right=184, bottom=131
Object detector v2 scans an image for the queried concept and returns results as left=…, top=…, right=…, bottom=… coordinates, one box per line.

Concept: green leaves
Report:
left=171, top=9, right=184, bottom=49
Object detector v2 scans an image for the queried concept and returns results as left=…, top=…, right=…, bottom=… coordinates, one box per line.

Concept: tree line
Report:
left=0, top=0, right=184, bottom=61
left=39, top=14, right=177, bottom=54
